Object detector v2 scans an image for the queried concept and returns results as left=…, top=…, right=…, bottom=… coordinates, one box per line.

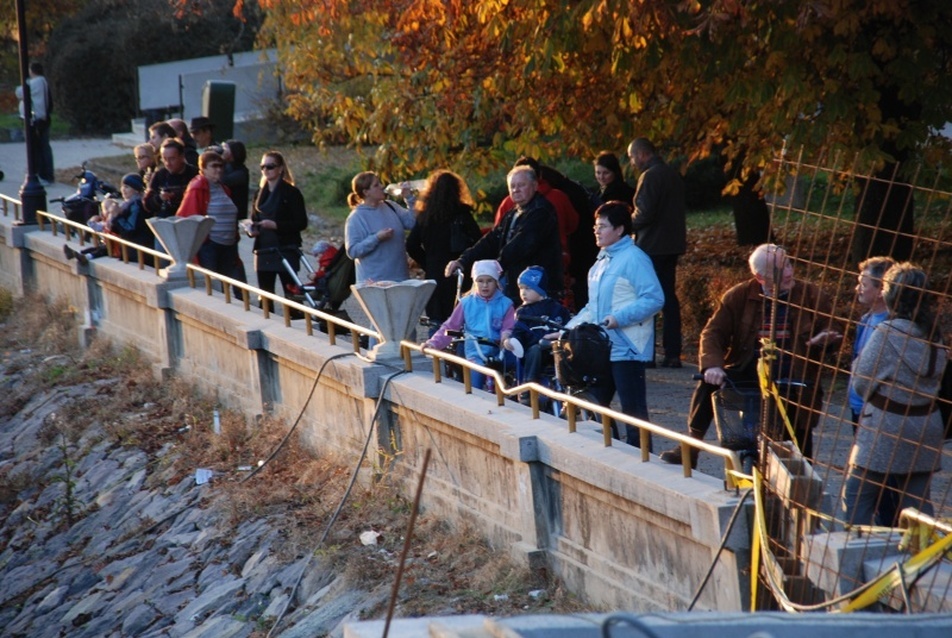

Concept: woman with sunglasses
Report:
left=248, top=151, right=308, bottom=298
left=176, top=150, right=248, bottom=293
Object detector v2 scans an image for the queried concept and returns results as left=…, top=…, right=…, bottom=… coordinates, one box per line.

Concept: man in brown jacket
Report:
left=660, top=244, right=842, bottom=466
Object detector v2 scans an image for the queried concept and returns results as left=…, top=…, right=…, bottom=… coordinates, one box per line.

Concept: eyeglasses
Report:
left=593, top=224, right=614, bottom=231
left=260, top=163, right=278, bottom=171
left=135, top=155, right=151, bottom=161
left=206, top=163, right=224, bottom=169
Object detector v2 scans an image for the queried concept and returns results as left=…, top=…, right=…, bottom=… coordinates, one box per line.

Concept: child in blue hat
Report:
left=504, top=265, right=571, bottom=398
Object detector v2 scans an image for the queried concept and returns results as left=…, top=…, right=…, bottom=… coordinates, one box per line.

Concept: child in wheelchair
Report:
left=424, top=260, right=518, bottom=393
left=502, top=265, right=572, bottom=404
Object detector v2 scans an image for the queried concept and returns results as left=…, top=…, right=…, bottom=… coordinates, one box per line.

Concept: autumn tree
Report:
left=257, top=0, right=952, bottom=251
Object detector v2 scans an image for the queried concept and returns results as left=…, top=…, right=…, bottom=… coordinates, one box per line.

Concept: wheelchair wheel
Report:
left=559, top=389, right=601, bottom=423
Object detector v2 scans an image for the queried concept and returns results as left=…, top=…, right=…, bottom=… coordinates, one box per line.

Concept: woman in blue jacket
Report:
left=565, top=201, right=664, bottom=448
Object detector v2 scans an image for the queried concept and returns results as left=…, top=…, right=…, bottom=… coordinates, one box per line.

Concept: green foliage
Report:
left=44, top=0, right=262, bottom=135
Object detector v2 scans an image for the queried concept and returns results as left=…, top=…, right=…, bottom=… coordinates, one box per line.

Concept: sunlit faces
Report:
left=149, top=132, right=167, bottom=150
left=120, top=183, right=137, bottom=200
left=856, top=271, right=883, bottom=307
left=474, top=275, right=498, bottom=299
left=594, top=164, right=615, bottom=189
left=363, top=177, right=387, bottom=205
left=593, top=218, right=624, bottom=248
left=161, top=148, right=185, bottom=173
left=519, top=285, right=543, bottom=305
left=507, top=172, right=536, bottom=207
left=758, top=250, right=795, bottom=293
left=627, top=143, right=648, bottom=172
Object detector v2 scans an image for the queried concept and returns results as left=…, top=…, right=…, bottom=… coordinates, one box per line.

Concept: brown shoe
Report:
left=659, top=445, right=698, bottom=469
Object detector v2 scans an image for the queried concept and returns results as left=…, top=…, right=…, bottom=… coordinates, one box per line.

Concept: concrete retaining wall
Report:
left=0, top=217, right=752, bottom=612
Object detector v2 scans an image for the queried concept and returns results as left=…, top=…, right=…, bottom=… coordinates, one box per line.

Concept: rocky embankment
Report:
left=0, top=378, right=390, bottom=638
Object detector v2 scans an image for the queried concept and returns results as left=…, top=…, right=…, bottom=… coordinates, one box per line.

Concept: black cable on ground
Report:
left=688, top=487, right=753, bottom=611
left=266, top=369, right=410, bottom=637
left=241, top=351, right=356, bottom=484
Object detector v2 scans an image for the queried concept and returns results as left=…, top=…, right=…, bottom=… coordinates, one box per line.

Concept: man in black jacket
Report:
left=445, top=166, right=562, bottom=303
left=143, top=138, right=198, bottom=219
left=628, top=138, right=687, bottom=367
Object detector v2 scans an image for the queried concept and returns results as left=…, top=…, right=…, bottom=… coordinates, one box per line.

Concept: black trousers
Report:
left=650, top=253, right=681, bottom=359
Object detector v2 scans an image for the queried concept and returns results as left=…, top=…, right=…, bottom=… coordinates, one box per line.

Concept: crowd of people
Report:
left=52, top=120, right=948, bottom=524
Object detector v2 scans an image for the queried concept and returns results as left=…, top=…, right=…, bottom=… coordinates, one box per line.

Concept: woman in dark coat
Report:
left=221, top=139, right=250, bottom=219
left=406, top=169, right=482, bottom=325
left=593, top=151, right=635, bottom=204
left=249, top=150, right=308, bottom=297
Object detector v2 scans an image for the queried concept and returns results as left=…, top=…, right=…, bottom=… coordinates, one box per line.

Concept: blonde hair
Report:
left=100, top=197, right=122, bottom=219
left=258, top=150, right=294, bottom=188
left=134, top=143, right=155, bottom=161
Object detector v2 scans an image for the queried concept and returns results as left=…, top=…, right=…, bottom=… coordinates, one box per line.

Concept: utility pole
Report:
left=15, top=0, right=46, bottom=225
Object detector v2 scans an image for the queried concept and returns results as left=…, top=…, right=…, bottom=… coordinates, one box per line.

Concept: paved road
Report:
left=0, top=137, right=270, bottom=295
left=0, top=137, right=129, bottom=203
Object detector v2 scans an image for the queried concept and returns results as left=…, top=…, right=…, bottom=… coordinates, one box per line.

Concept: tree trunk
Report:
left=850, top=163, right=914, bottom=265
left=730, top=171, right=772, bottom=247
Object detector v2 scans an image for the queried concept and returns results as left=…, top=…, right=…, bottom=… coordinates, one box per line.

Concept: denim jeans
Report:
left=842, top=466, right=933, bottom=528
left=589, top=360, right=650, bottom=449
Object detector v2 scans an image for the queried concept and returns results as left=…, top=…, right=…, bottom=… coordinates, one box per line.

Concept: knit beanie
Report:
left=121, top=173, right=144, bottom=192
left=471, top=259, right=502, bottom=283
left=517, top=265, right=547, bottom=298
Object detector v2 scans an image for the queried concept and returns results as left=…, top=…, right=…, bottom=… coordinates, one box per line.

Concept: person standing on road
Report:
left=564, top=201, right=664, bottom=448
left=345, top=171, right=416, bottom=285
left=15, top=62, right=54, bottom=184
left=658, top=244, right=842, bottom=467
left=447, top=166, right=563, bottom=304
left=406, top=169, right=481, bottom=325
left=843, top=262, right=946, bottom=528
left=628, top=138, right=686, bottom=368
left=176, top=150, right=248, bottom=293
left=249, top=151, right=308, bottom=298
left=143, top=138, right=199, bottom=219
left=848, top=256, right=895, bottom=430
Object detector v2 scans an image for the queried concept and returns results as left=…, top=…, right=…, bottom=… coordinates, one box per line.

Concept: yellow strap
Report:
left=757, top=340, right=802, bottom=453
left=752, top=462, right=952, bottom=612
left=837, top=529, right=952, bottom=612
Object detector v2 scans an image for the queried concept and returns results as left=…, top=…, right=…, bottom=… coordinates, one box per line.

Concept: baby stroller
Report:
left=280, top=243, right=355, bottom=311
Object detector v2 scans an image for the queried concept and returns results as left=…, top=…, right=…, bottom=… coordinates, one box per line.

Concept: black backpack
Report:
left=553, top=323, right=612, bottom=386
left=323, top=246, right=356, bottom=310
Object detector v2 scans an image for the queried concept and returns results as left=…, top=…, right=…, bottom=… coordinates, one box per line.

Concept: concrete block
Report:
left=803, top=530, right=902, bottom=598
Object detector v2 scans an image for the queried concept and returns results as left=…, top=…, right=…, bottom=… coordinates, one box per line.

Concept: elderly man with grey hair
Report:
left=659, top=243, right=842, bottom=467
left=445, top=165, right=563, bottom=302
